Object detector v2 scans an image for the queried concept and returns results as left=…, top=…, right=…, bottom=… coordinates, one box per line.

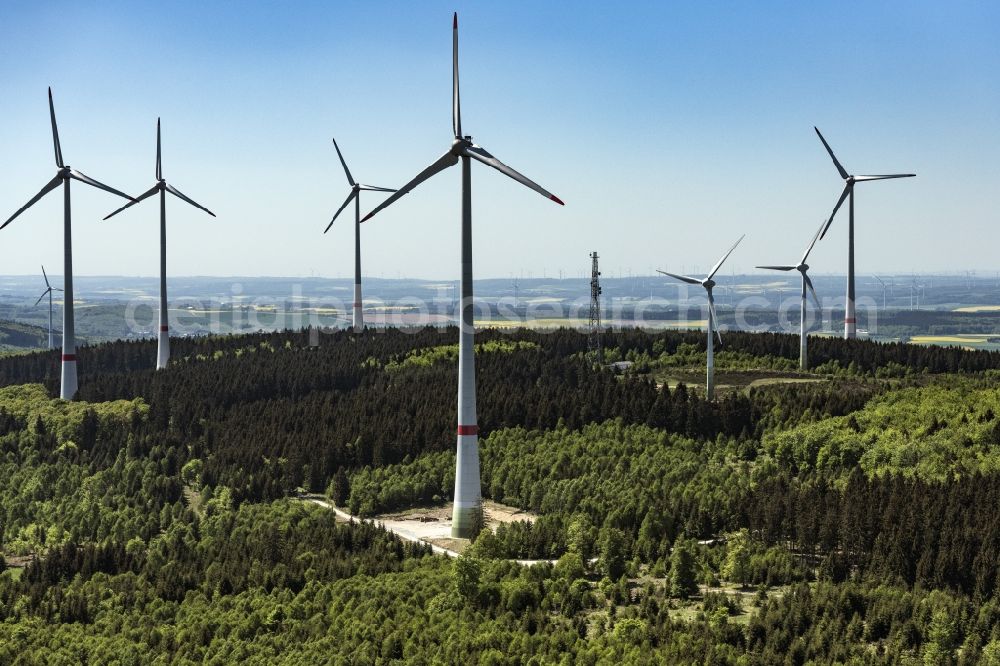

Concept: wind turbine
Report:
left=657, top=235, right=743, bottom=400
left=1, top=88, right=134, bottom=399
left=35, top=265, right=63, bottom=349
left=909, top=278, right=924, bottom=310
left=814, top=127, right=914, bottom=340
left=873, top=275, right=887, bottom=312
left=361, top=13, right=564, bottom=538
left=756, top=221, right=824, bottom=370
left=323, top=138, right=396, bottom=332
left=104, top=118, right=214, bottom=370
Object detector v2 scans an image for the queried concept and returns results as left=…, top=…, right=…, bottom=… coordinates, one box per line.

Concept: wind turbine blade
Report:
left=804, top=273, right=821, bottom=311
left=361, top=151, right=459, bottom=222
left=165, top=183, right=216, bottom=216
left=820, top=184, right=851, bottom=240
left=707, top=234, right=744, bottom=280
left=42, top=264, right=50, bottom=288
left=814, top=126, right=847, bottom=180
left=358, top=184, right=397, bottom=193
left=332, top=137, right=356, bottom=186
left=34, top=291, right=48, bottom=307
left=103, top=183, right=160, bottom=220
left=873, top=275, right=885, bottom=288
left=854, top=174, right=916, bottom=181
left=1, top=175, right=62, bottom=230
left=656, top=269, right=701, bottom=285
left=709, top=299, right=722, bottom=345
left=324, top=189, right=357, bottom=233
left=453, top=12, right=461, bottom=138
left=156, top=118, right=162, bottom=180
left=69, top=169, right=133, bottom=201
left=49, top=88, right=64, bottom=168
left=800, top=219, right=826, bottom=264
left=53, top=287, right=63, bottom=292
left=463, top=144, right=564, bottom=204
left=755, top=265, right=796, bottom=271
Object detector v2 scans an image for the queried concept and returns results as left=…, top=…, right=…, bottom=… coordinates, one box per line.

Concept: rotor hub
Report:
left=451, top=137, right=471, bottom=155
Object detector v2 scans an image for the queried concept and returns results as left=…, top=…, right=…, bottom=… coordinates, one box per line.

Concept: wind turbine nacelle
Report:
left=703, top=279, right=716, bottom=290
left=451, top=137, right=471, bottom=155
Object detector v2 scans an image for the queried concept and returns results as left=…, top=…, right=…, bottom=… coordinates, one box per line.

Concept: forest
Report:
left=3, top=325, right=1000, bottom=663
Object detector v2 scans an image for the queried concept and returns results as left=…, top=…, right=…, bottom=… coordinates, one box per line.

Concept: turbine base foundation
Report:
left=352, top=284, right=363, bottom=332
left=844, top=312, right=857, bottom=340
left=451, top=432, right=481, bottom=539
left=156, top=328, right=170, bottom=370
left=60, top=358, right=77, bottom=400
left=451, top=503, right=483, bottom=539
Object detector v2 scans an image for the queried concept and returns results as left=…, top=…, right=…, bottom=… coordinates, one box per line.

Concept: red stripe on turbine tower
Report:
left=457, top=425, right=478, bottom=436
left=845, top=318, right=857, bottom=323
left=61, top=354, right=76, bottom=362
left=159, top=325, right=169, bottom=332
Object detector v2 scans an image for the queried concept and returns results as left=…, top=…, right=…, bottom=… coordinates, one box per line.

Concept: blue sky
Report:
left=0, top=1, right=997, bottom=279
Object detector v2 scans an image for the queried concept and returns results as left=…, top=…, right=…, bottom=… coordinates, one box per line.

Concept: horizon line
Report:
left=0, top=272, right=997, bottom=281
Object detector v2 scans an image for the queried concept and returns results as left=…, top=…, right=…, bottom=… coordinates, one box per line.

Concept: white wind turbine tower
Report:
left=323, top=138, right=396, bottom=332
left=658, top=235, right=744, bottom=400
left=756, top=221, right=825, bottom=370
left=1, top=88, right=134, bottom=399
left=35, top=265, right=63, bottom=349
left=361, top=13, right=564, bottom=538
left=104, top=119, right=215, bottom=370
left=814, top=127, right=914, bottom=340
